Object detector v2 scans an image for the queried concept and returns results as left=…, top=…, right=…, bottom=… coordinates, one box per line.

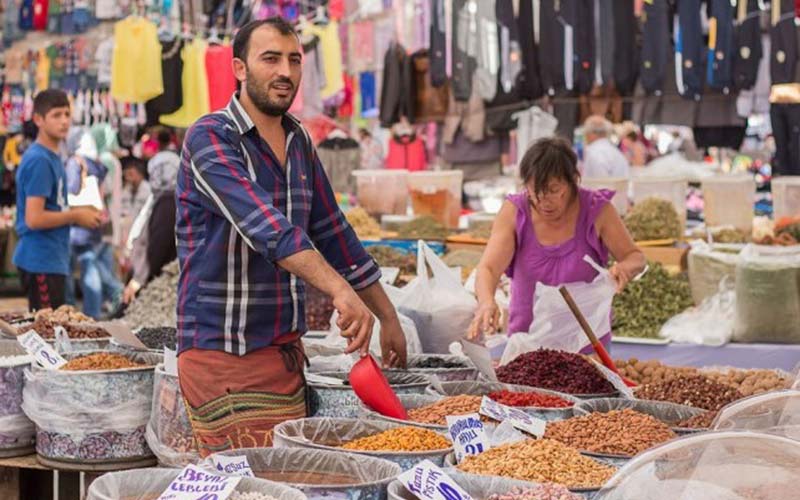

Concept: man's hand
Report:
left=333, top=289, right=375, bottom=357
left=71, top=207, right=103, bottom=229
left=379, top=314, right=407, bottom=369
left=122, top=280, right=141, bottom=305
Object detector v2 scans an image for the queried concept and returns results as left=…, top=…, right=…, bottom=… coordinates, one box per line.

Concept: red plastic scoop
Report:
left=349, top=355, right=409, bottom=420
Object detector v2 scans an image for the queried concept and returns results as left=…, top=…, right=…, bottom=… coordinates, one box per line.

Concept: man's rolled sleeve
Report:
left=186, top=119, right=315, bottom=262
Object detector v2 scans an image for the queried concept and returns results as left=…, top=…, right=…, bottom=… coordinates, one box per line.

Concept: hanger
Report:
left=313, top=5, right=329, bottom=25
left=327, top=128, right=348, bottom=140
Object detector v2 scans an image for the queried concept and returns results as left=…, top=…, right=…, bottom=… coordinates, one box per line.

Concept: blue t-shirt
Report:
left=13, top=143, right=71, bottom=275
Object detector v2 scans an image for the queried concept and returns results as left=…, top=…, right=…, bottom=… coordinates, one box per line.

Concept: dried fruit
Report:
left=635, top=374, right=744, bottom=411
left=345, top=207, right=381, bottom=240
left=544, top=408, right=677, bottom=456
left=229, top=493, right=279, bottom=500
left=61, top=353, right=148, bottom=371
left=624, top=197, right=682, bottom=241
left=488, top=390, right=573, bottom=408
left=339, top=427, right=450, bottom=452
left=407, top=396, right=483, bottom=425
left=31, top=318, right=109, bottom=339
left=497, top=349, right=615, bottom=395
left=676, top=411, right=717, bottom=429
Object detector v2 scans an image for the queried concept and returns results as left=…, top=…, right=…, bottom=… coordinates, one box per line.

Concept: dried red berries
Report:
left=488, top=390, right=573, bottom=408
left=496, top=349, right=615, bottom=395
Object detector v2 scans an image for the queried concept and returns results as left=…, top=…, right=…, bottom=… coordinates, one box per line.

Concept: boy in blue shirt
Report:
left=13, top=89, right=103, bottom=311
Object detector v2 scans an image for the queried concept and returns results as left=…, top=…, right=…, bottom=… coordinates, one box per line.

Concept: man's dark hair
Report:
left=156, top=127, right=173, bottom=149
left=121, top=156, right=147, bottom=178
left=33, top=89, right=70, bottom=118
left=233, top=17, right=297, bottom=62
left=519, top=137, right=580, bottom=199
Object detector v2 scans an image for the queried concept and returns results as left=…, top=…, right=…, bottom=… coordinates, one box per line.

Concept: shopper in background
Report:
left=13, top=90, right=102, bottom=312
left=176, top=17, right=407, bottom=457
left=618, top=122, right=648, bottom=167
left=469, top=137, right=645, bottom=348
left=119, top=156, right=151, bottom=246
left=358, top=127, right=384, bottom=170
left=581, top=115, right=631, bottom=178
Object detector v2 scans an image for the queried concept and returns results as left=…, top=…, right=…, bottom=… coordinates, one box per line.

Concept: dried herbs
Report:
left=397, top=216, right=449, bottom=240
left=624, top=197, right=682, bottom=241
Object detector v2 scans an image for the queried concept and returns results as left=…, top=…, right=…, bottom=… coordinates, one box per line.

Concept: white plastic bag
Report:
left=687, top=240, right=742, bottom=305
left=501, top=256, right=615, bottom=364
left=390, top=241, right=477, bottom=354
left=660, top=277, right=736, bottom=346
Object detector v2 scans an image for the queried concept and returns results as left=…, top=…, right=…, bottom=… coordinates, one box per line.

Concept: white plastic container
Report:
left=702, top=175, right=755, bottom=232
left=581, top=177, right=630, bottom=215
left=772, top=176, right=800, bottom=220
left=631, top=175, right=688, bottom=229
left=352, top=170, right=409, bottom=217
left=408, top=170, right=464, bottom=228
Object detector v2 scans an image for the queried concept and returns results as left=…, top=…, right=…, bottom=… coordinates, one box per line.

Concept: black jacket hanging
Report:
left=451, top=0, right=478, bottom=101
left=379, top=43, right=416, bottom=127
left=568, top=0, right=595, bottom=95
left=486, top=0, right=527, bottom=133
left=640, top=0, right=671, bottom=95
left=708, top=0, right=735, bottom=91
left=677, top=0, right=704, bottom=100
left=613, top=0, right=639, bottom=95
left=538, top=0, right=566, bottom=95
left=770, top=0, right=799, bottom=85
left=732, top=0, right=763, bottom=90
left=430, top=0, right=448, bottom=87
left=517, top=0, right=544, bottom=100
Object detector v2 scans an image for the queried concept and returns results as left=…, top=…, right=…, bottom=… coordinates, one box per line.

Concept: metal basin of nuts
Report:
left=384, top=354, right=478, bottom=382
left=309, top=371, right=429, bottom=418
left=572, top=398, right=706, bottom=435
left=22, top=350, right=162, bottom=470
left=0, top=341, right=35, bottom=458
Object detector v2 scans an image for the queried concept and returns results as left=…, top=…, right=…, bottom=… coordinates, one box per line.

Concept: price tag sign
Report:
left=446, top=413, right=489, bottom=463
left=479, top=396, right=547, bottom=438
left=96, top=320, right=148, bottom=350
left=164, top=347, right=178, bottom=377
left=54, top=326, right=72, bottom=353
left=17, top=330, right=67, bottom=370
left=212, top=455, right=255, bottom=478
left=459, top=341, right=497, bottom=382
left=398, top=460, right=474, bottom=500
left=157, top=464, right=242, bottom=500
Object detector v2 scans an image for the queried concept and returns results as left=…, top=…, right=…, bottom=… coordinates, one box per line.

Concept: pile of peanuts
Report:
left=635, top=375, right=744, bottom=411
left=457, top=439, right=615, bottom=489
left=407, top=396, right=483, bottom=425
left=339, top=427, right=450, bottom=452
left=487, top=485, right=583, bottom=500
left=543, top=408, right=677, bottom=456
left=61, top=353, right=148, bottom=371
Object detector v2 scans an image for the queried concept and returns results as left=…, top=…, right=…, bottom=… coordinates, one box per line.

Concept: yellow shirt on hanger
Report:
left=304, top=21, right=344, bottom=99
left=160, top=39, right=211, bottom=129
left=35, top=48, right=51, bottom=92
left=110, top=17, right=164, bottom=103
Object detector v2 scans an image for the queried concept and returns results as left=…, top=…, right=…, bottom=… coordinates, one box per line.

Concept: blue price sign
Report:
left=399, top=460, right=474, bottom=500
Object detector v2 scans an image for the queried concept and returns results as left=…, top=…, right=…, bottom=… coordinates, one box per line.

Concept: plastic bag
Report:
left=86, top=467, right=307, bottom=500
left=712, top=390, right=800, bottom=441
left=686, top=240, right=742, bottom=305
left=502, top=256, right=615, bottom=362
left=389, top=469, right=562, bottom=500
left=734, top=244, right=800, bottom=343
left=0, top=413, right=35, bottom=447
left=145, top=365, right=199, bottom=467
left=659, top=276, right=736, bottom=346
left=325, top=309, right=423, bottom=357
left=389, top=241, right=477, bottom=354
left=572, top=398, right=704, bottom=431
left=202, top=446, right=401, bottom=494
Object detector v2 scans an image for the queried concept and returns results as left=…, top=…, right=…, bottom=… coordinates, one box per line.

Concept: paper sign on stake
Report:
left=446, top=413, right=490, bottom=463
left=212, top=455, right=255, bottom=478
left=479, top=396, right=547, bottom=438
left=53, top=326, right=72, bottom=353
left=96, top=320, right=148, bottom=350
left=17, top=330, right=67, bottom=370
left=398, top=460, right=474, bottom=500
left=164, top=347, right=178, bottom=377
left=459, top=340, right=497, bottom=381
left=157, top=464, right=241, bottom=500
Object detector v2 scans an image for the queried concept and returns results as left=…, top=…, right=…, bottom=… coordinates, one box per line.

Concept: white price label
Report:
left=479, top=396, right=547, bottom=438
left=54, top=326, right=72, bottom=353
left=446, top=413, right=489, bottom=463
left=164, top=347, right=178, bottom=377
left=398, top=460, right=474, bottom=500
left=17, top=330, right=67, bottom=370
left=157, top=464, right=241, bottom=500
left=212, top=455, right=254, bottom=478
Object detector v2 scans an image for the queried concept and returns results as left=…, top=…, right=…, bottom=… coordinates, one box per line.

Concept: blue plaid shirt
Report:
left=176, top=95, right=381, bottom=355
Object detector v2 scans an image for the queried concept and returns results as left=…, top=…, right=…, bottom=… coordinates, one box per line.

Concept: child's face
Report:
left=34, top=106, right=71, bottom=142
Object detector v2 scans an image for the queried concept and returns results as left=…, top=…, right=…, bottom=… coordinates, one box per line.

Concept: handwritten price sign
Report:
left=17, top=330, right=67, bottom=370
left=212, top=455, right=254, bottom=478
left=479, top=396, right=547, bottom=438
left=446, top=414, right=489, bottom=463
left=399, top=460, right=474, bottom=500
left=157, top=465, right=241, bottom=500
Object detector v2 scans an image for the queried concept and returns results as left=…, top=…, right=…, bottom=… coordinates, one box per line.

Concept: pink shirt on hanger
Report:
left=205, top=44, right=237, bottom=112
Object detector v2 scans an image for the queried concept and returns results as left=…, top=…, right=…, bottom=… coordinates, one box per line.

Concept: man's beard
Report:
left=245, top=72, right=297, bottom=117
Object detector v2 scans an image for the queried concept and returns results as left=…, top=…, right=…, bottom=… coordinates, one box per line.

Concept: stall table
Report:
left=610, top=340, right=800, bottom=371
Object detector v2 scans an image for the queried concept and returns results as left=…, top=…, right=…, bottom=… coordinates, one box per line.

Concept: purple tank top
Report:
left=506, top=187, right=614, bottom=336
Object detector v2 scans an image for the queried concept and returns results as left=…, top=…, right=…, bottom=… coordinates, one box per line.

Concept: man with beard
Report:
left=176, top=17, right=408, bottom=456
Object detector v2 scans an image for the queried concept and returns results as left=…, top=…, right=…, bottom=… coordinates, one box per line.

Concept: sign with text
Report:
left=398, top=460, right=474, bottom=500
left=157, top=465, right=241, bottom=500
left=446, top=413, right=489, bottom=463
left=212, top=455, right=255, bottom=478
left=479, top=396, right=546, bottom=438
left=17, top=330, right=67, bottom=370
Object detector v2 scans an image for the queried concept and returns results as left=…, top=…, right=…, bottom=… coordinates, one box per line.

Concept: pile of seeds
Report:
left=677, top=411, right=717, bottom=429
left=635, top=374, right=744, bottom=411
left=544, top=408, right=677, bottom=456
left=407, top=395, right=483, bottom=425
left=488, top=390, right=573, bottom=408
left=624, top=197, right=682, bottom=241
left=135, top=327, right=177, bottom=350
left=612, top=262, right=693, bottom=339
left=457, top=439, right=615, bottom=489
left=61, top=353, right=147, bottom=371
left=397, top=216, right=449, bottom=240
left=497, top=349, right=615, bottom=395
left=345, top=207, right=382, bottom=240
left=411, top=357, right=469, bottom=369
left=487, top=485, right=583, bottom=500
left=339, top=427, right=450, bottom=452
left=366, top=245, right=416, bottom=275
left=31, top=318, right=110, bottom=339
left=123, top=260, right=179, bottom=328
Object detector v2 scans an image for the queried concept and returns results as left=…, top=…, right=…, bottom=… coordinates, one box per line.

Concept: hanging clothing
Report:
left=95, top=37, right=114, bottom=87
left=442, top=76, right=486, bottom=144
left=160, top=39, right=210, bottom=129
left=738, top=35, right=771, bottom=117
left=676, top=0, right=705, bottom=100
left=538, top=0, right=567, bottom=95
left=412, top=50, right=450, bottom=122
left=299, top=35, right=324, bottom=118
left=451, top=0, right=499, bottom=101
left=32, top=0, right=48, bottom=30
left=350, top=20, right=376, bottom=73
left=385, top=134, right=427, bottom=171
left=379, top=42, right=416, bottom=127
left=317, top=136, right=361, bottom=194
left=442, top=130, right=504, bottom=165
left=771, top=1, right=799, bottom=85
left=512, top=106, right=559, bottom=157
left=205, top=43, right=237, bottom=112
left=484, top=0, right=525, bottom=134
left=304, top=21, right=345, bottom=99
left=430, top=0, right=448, bottom=87
left=110, top=17, right=164, bottom=103
left=771, top=104, right=800, bottom=176
left=145, top=38, right=184, bottom=127
left=733, top=0, right=763, bottom=91
left=640, top=0, right=671, bottom=95
left=614, top=0, right=638, bottom=95
left=567, top=0, right=595, bottom=94
left=359, top=136, right=384, bottom=170
left=359, top=72, right=378, bottom=118
left=708, top=0, right=735, bottom=91
left=516, top=0, right=544, bottom=100
left=594, top=0, right=615, bottom=86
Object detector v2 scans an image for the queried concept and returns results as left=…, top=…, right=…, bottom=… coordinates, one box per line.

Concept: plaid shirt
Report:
left=176, top=94, right=381, bottom=355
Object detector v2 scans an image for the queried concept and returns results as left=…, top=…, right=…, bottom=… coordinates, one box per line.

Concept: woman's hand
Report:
left=468, top=300, right=500, bottom=340
left=609, top=262, right=635, bottom=293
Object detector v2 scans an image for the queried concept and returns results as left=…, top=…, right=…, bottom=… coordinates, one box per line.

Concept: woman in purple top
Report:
left=470, top=137, right=646, bottom=347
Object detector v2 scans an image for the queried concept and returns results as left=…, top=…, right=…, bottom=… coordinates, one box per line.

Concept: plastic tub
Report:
left=581, top=177, right=630, bottom=215
left=353, top=170, right=409, bottom=217
left=772, top=176, right=800, bottom=220
left=702, top=175, right=755, bottom=232
left=408, top=170, right=463, bottom=228
left=309, top=371, right=429, bottom=418
left=0, top=341, right=34, bottom=458
left=204, top=447, right=401, bottom=500
left=630, top=175, right=688, bottom=230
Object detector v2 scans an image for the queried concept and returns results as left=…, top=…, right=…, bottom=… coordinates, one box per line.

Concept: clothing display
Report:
left=385, top=133, right=427, bottom=171
left=733, top=0, right=763, bottom=91
left=304, top=20, right=345, bottom=99
left=159, top=39, right=210, bottom=129
left=771, top=103, right=800, bottom=176
left=676, top=0, right=704, bottom=100
left=145, top=38, right=184, bottom=127
left=205, top=43, right=237, bottom=111
left=110, top=17, right=164, bottom=103
left=379, top=42, right=415, bottom=127
left=316, top=135, right=361, bottom=193
left=411, top=50, right=450, bottom=122
left=640, top=0, right=671, bottom=95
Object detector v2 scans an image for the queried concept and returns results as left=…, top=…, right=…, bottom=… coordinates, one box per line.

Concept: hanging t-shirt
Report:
left=110, top=17, right=164, bottom=103
left=160, top=39, right=210, bottom=128
left=95, top=37, right=114, bottom=87
left=35, top=48, right=51, bottom=91
left=95, top=0, right=120, bottom=20
left=304, top=21, right=345, bottom=99
left=19, top=0, right=35, bottom=30
left=205, top=43, right=237, bottom=111
left=32, top=0, right=48, bottom=30
left=145, top=38, right=184, bottom=126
